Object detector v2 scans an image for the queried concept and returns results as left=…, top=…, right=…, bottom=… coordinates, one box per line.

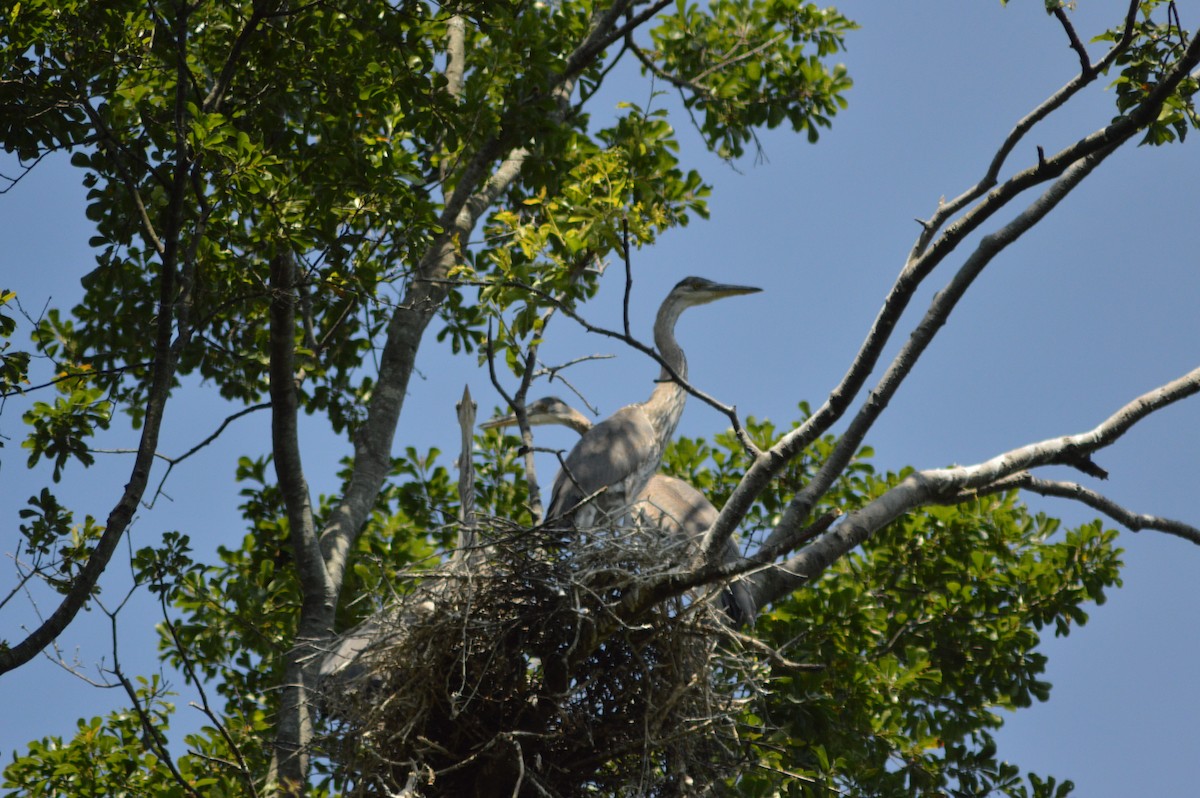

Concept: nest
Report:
left=315, top=517, right=761, bottom=797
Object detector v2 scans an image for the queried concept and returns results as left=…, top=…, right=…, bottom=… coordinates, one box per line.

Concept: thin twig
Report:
left=621, top=218, right=633, bottom=341
left=160, top=592, right=260, bottom=796
left=428, top=277, right=758, bottom=457
left=964, top=472, right=1200, bottom=546
left=104, top=605, right=200, bottom=798
left=1053, top=6, right=1094, bottom=76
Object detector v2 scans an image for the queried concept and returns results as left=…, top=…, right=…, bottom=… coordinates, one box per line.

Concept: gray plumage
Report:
left=483, top=395, right=757, bottom=627
left=545, top=277, right=760, bottom=529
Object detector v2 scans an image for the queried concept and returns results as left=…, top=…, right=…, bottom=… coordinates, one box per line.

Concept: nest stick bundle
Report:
left=316, top=515, right=761, bottom=797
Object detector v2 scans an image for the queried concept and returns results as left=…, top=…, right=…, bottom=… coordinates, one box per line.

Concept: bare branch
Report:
left=702, top=25, right=1200, bottom=563
left=715, top=140, right=1118, bottom=562
left=534, top=353, right=617, bottom=388
left=768, top=143, right=1120, bottom=549
left=751, top=366, right=1200, bottom=605
left=102, top=603, right=200, bottom=798
left=1053, top=6, right=1094, bottom=76
left=445, top=15, right=466, bottom=102
left=159, top=593, right=259, bottom=796
left=146, top=401, right=272, bottom=506
left=963, top=472, right=1200, bottom=546
left=621, top=220, right=634, bottom=341
left=486, top=323, right=548, bottom=525
left=911, top=0, right=1141, bottom=257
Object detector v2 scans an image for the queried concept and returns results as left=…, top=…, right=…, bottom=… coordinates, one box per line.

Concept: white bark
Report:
left=749, top=366, right=1200, bottom=607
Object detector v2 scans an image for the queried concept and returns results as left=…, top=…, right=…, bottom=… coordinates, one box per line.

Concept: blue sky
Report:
left=3, top=2, right=1198, bottom=793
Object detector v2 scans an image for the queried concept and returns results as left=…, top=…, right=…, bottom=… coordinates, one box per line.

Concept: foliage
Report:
left=0, top=288, right=30, bottom=396
left=664, top=412, right=1121, bottom=797
left=16, top=488, right=106, bottom=596
left=1095, top=0, right=1200, bottom=144
left=0, top=0, right=1195, bottom=796
left=2, top=673, right=272, bottom=798
left=3, top=415, right=1123, bottom=796
left=647, top=0, right=856, bottom=154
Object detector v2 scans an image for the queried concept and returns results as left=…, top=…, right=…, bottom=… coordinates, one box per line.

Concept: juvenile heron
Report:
left=544, top=277, right=760, bottom=530
left=482, top=395, right=757, bottom=627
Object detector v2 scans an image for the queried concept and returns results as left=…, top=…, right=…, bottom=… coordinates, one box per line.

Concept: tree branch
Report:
left=750, top=365, right=1200, bottom=606
left=318, top=145, right=530, bottom=596
left=146, top=401, right=272, bottom=506
left=159, top=594, right=259, bottom=797
left=202, top=1, right=274, bottom=113
left=314, top=1, right=687, bottom=595
left=486, top=321, right=549, bottom=525
left=106, top=609, right=200, bottom=798
left=445, top=15, right=466, bottom=102
left=765, top=142, right=1120, bottom=552
left=702, top=26, right=1200, bottom=563
left=0, top=4, right=199, bottom=675
left=962, top=472, right=1200, bottom=546
left=910, top=0, right=1141, bottom=258
left=267, top=250, right=326, bottom=794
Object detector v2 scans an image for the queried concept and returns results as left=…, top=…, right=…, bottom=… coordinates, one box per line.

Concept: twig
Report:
left=160, top=592, right=260, bottom=796
left=533, top=354, right=612, bottom=415
left=486, top=321, right=546, bottom=524
left=966, top=472, right=1200, bottom=546
left=103, top=603, right=200, bottom=798
left=621, top=218, right=633, bottom=341
left=910, top=0, right=1141, bottom=258
left=430, top=276, right=758, bottom=457
left=0, top=0, right=199, bottom=674
left=0, top=362, right=155, bottom=399
left=150, top=402, right=270, bottom=506
left=1053, top=6, right=1094, bottom=77
left=455, top=384, right=478, bottom=558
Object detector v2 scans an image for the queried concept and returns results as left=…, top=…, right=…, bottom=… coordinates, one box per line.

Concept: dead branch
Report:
left=751, top=365, right=1200, bottom=606
left=968, top=473, right=1200, bottom=546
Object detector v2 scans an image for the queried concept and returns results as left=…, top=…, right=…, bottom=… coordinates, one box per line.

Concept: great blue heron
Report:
left=482, top=395, right=757, bottom=627
left=544, top=277, right=760, bottom=530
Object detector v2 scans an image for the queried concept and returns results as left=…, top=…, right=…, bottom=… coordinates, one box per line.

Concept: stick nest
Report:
left=316, top=518, right=761, bottom=797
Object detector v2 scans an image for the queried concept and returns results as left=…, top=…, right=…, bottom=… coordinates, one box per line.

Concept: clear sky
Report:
left=3, top=2, right=1198, bottom=794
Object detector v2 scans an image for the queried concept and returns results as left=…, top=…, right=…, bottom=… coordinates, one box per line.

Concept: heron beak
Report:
left=710, top=282, right=761, bottom=297
left=479, top=413, right=518, bottom=430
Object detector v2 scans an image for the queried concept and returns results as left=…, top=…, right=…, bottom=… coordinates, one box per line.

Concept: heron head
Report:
left=479, top=396, right=591, bottom=432
left=667, top=276, right=762, bottom=309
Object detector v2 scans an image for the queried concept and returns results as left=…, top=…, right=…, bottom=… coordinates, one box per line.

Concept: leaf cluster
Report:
left=748, top=490, right=1119, bottom=796
left=16, top=488, right=105, bottom=596
left=2, top=673, right=267, bottom=798
left=0, top=289, right=30, bottom=396
left=1092, top=0, right=1200, bottom=144
left=647, top=0, right=856, bottom=155
left=664, top=411, right=1120, bottom=797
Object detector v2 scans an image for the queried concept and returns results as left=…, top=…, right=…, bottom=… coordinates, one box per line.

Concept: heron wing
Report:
left=634, top=474, right=716, bottom=538
left=547, top=405, right=657, bottom=521
left=635, top=475, right=757, bottom=627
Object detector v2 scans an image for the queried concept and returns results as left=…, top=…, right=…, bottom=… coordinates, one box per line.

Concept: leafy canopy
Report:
left=2, top=0, right=1191, bottom=795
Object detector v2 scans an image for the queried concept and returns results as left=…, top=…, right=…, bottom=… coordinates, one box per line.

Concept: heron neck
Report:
left=645, top=296, right=689, bottom=439
left=563, top=415, right=592, bottom=435
left=653, top=296, right=688, bottom=382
